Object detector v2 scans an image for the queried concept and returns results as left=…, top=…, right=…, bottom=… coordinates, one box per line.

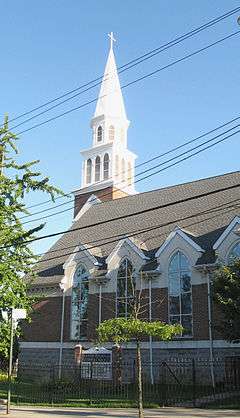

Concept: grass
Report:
left=0, top=378, right=239, bottom=409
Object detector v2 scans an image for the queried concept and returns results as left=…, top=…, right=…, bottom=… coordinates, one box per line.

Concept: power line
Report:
left=15, top=30, right=240, bottom=138
left=3, top=181, right=240, bottom=249
left=23, top=113, right=240, bottom=213
left=34, top=198, right=240, bottom=267
left=10, top=8, right=240, bottom=131
left=135, top=127, right=240, bottom=184
left=32, top=197, right=240, bottom=259
left=6, top=6, right=240, bottom=129
left=20, top=124, right=240, bottom=225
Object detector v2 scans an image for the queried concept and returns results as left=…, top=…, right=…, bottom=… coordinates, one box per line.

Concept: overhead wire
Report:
left=3, top=181, right=240, bottom=250
left=6, top=6, right=240, bottom=129
left=33, top=197, right=240, bottom=267
left=21, top=114, right=240, bottom=218
left=15, top=30, right=240, bottom=139
left=31, top=197, right=240, bottom=259
left=19, top=124, right=240, bottom=225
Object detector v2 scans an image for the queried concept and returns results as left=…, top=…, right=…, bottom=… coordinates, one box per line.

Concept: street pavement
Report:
left=0, top=406, right=240, bottom=418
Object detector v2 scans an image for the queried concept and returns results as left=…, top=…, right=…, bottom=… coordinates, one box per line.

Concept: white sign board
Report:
left=12, top=309, right=27, bottom=320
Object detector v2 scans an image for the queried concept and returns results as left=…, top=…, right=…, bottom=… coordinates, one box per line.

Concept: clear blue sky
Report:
left=1, top=0, right=240, bottom=255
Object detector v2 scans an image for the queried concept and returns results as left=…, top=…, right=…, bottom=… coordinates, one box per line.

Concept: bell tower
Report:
left=74, top=33, right=137, bottom=218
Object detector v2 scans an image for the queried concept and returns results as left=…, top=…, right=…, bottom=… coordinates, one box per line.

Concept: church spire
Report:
left=94, top=32, right=128, bottom=121
left=79, top=33, right=137, bottom=197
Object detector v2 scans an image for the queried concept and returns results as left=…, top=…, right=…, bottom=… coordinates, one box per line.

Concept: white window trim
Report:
left=213, top=216, right=240, bottom=250
left=106, top=237, right=149, bottom=265
left=227, top=240, right=240, bottom=263
left=156, top=227, right=204, bottom=258
left=63, top=244, right=100, bottom=270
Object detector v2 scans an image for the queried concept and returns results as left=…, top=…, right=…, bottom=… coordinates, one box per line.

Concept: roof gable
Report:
left=63, top=244, right=100, bottom=269
left=155, top=227, right=204, bottom=258
left=213, top=216, right=240, bottom=250
left=106, top=237, right=149, bottom=265
left=74, top=194, right=101, bottom=222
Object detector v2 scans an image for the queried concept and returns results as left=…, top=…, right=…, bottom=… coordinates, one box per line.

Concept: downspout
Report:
left=58, top=284, right=66, bottom=380
left=99, top=283, right=102, bottom=325
left=148, top=276, right=154, bottom=385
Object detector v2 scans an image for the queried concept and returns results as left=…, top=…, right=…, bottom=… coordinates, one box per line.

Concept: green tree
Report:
left=97, top=272, right=182, bottom=418
left=213, top=258, right=240, bottom=343
left=0, top=115, right=63, bottom=359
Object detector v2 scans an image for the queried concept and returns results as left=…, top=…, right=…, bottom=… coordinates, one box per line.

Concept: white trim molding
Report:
left=155, top=226, right=204, bottom=258
left=20, top=339, right=240, bottom=350
left=63, top=244, right=100, bottom=269
left=106, top=237, right=149, bottom=265
left=213, top=216, right=240, bottom=250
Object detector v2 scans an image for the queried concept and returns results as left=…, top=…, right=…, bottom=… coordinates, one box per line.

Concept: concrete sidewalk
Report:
left=0, top=406, right=240, bottom=418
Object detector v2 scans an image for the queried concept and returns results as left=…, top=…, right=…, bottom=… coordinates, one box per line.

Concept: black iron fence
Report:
left=0, top=357, right=240, bottom=408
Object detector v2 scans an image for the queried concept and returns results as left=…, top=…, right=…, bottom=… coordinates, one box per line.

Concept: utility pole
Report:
left=6, top=309, right=26, bottom=414
left=6, top=308, right=14, bottom=415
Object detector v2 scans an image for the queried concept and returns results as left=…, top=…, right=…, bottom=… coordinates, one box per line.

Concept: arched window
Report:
left=228, top=241, right=240, bottom=263
left=116, top=259, right=133, bottom=318
left=95, top=156, right=101, bottom=182
left=109, top=125, right=115, bottom=142
left=168, top=251, right=192, bottom=337
left=103, top=153, right=109, bottom=180
left=86, top=159, right=92, bottom=184
left=97, top=126, right=103, bottom=142
left=115, top=155, right=119, bottom=179
left=71, top=264, right=89, bottom=340
left=121, top=158, right=125, bottom=182
left=127, top=162, right=132, bottom=186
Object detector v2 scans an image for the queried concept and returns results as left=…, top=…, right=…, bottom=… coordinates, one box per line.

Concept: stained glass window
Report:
left=71, top=264, right=89, bottom=340
left=116, top=259, right=133, bottom=318
left=228, top=242, right=240, bottom=263
left=168, top=251, right=192, bottom=337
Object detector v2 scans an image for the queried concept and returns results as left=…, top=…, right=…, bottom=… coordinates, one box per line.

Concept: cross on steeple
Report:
left=108, top=31, right=116, bottom=50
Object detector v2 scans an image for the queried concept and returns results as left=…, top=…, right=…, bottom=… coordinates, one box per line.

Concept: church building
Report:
left=20, top=35, right=240, bottom=371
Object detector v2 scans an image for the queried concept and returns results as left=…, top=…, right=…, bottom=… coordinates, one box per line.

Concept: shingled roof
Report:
left=34, top=171, right=240, bottom=285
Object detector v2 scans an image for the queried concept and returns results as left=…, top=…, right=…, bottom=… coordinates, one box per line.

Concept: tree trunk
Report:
left=136, top=339, right=144, bottom=418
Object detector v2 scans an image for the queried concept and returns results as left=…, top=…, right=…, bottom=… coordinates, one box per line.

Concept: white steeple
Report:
left=94, top=37, right=127, bottom=121
left=80, top=33, right=137, bottom=195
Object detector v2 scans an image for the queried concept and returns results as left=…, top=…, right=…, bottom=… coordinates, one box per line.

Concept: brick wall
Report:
left=21, top=296, right=71, bottom=342
left=21, top=284, right=224, bottom=345
left=151, top=288, right=168, bottom=322
left=212, top=302, right=225, bottom=340
left=87, top=294, right=99, bottom=341
left=192, top=284, right=209, bottom=340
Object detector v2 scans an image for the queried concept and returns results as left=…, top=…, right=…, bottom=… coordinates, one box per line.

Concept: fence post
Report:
left=51, top=365, right=55, bottom=406
left=89, top=361, right=93, bottom=405
left=192, top=359, right=196, bottom=407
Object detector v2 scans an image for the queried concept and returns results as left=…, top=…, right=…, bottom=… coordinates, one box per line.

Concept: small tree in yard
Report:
left=213, top=258, right=240, bottom=343
left=97, top=272, right=182, bottom=418
left=0, top=115, right=63, bottom=360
